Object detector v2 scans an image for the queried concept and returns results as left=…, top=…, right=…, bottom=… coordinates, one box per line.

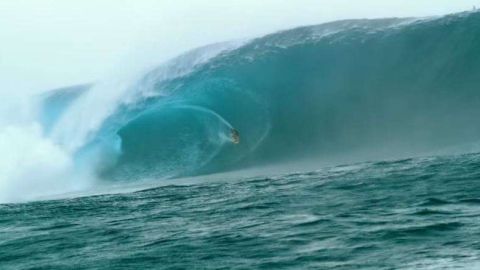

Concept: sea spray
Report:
left=0, top=42, right=243, bottom=202
left=0, top=97, right=91, bottom=202
left=5, top=11, right=480, bottom=201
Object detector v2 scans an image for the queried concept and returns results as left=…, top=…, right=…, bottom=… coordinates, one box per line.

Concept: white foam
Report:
left=0, top=41, right=244, bottom=203
left=0, top=123, right=92, bottom=203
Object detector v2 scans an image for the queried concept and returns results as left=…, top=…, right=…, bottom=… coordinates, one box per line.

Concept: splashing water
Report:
left=4, top=12, right=480, bottom=203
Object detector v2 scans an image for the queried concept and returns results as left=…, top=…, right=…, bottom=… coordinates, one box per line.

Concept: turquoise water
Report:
left=3, top=11, right=480, bottom=269
left=2, top=153, right=480, bottom=269
left=39, top=11, right=480, bottom=181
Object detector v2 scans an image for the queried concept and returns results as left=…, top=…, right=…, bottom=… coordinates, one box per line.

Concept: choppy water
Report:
left=2, top=153, right=480, bottom=269
left=3, top=10, right=480, bottom=269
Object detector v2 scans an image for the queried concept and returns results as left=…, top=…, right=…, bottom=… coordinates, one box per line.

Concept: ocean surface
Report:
left=2, top=11, right=480, bottom=269
left=2, top=154, right=480, bottom=269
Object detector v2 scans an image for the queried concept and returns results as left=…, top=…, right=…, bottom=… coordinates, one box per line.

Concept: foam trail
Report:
left=169, top=104, right=235, bottom=142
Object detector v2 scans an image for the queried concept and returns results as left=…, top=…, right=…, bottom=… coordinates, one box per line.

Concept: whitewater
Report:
left=2, top=11, right=480, bottom=269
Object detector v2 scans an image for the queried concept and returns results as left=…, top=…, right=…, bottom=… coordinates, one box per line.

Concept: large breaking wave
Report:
left=3, top=11, right=480, bottom=202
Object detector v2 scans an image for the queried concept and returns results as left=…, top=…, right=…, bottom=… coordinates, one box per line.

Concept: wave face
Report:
left=40, top=12, right=480, bottom=181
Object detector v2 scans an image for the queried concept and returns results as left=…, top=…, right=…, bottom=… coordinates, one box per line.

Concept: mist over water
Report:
left=0, top=2, right=478, bottom=204
left=1, top=11, right=478, bottom=204
left=3, top=3, right=480, bottom=269
left=0, top=41, right=244, bottom=202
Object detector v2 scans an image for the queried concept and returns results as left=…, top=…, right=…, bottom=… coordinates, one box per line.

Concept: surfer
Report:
left=230, top=128, right=240, bottom=144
